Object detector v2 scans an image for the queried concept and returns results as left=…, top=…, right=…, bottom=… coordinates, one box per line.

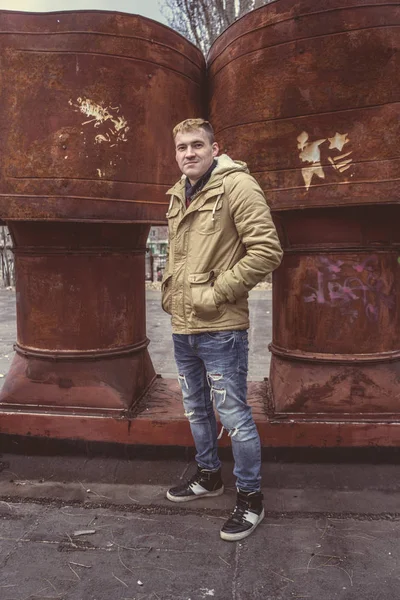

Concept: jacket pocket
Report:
left=195, top=198, right=223, bottom=235
left=161, top=274, right=173, bottom=315
left=189, top=271, right=225, bottom=321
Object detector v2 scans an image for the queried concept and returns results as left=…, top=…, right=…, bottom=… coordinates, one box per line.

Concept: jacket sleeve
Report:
left=213, top=173, right=283, bottom=304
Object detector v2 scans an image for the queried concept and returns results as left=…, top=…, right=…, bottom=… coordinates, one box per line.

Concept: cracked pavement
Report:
left=1, top=455, right=400, bottom=599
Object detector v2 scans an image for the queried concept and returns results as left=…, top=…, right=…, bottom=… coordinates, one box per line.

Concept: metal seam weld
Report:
left=269, top=343, right=400, bottom=365
left=14, top=338, right=150, bottom=361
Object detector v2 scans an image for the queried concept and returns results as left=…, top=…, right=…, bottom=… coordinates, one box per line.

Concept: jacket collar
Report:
left=167, top=175, right=224, bottom=201
left=185, top=159, right=217, bottom=202
left=167, top=178, right=225, bottom=214
left=167, top=153, right=247, bottom=199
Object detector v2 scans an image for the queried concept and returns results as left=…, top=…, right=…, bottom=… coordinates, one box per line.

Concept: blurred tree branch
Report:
left=161, top=0, right=273, bottom=55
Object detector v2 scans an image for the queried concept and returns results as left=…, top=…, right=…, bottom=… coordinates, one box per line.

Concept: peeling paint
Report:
left=200, top=590, right=215, bottom=598
left=95, top=134, right=110, bottom=145
left=68, top=97, right=129, bottom=147
left=297, top=130, right=354, bottom=190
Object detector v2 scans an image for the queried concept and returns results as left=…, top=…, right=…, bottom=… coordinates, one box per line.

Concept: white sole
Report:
left=220, top=508, right=265, bottom=541
left=166, top=485, right=224, bottom=503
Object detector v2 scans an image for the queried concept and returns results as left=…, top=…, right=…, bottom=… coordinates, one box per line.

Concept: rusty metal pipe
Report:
left=0, top=11, right=205, bottom=418
left=208, top=0, right=400, bottom=432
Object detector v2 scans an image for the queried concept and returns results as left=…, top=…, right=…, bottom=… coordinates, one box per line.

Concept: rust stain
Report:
left=208, top=0, right=400, bottom=435
left=0, top=11, right=204, bottom=419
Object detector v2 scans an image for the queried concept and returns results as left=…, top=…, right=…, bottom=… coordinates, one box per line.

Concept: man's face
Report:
left=175, top=128, right=219, bottom=185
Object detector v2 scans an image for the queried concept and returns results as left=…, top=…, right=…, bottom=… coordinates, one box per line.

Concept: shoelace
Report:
left=188, top=471, right=208, bottom=489
left=188, top=472, right=200, bottom=487
left=229, top=499, right=250, bottom=524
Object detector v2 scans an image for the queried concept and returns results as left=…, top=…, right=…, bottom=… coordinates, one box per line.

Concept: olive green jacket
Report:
left=161, top=154, right=283, bottom=333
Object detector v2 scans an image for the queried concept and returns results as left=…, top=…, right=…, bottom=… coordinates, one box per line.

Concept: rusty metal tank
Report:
left=0, top=11, right=205, bottom=417
left=208, top=0, right=400, bottom=435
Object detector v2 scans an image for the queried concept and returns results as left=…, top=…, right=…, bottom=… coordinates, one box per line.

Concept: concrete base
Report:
left=2, top=377, right=400, bottom=447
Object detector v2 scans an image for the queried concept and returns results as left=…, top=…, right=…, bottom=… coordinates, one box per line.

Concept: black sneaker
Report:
left=166, top=466, right=224, bottom=503
left=220, top=489, right=264, bottom=541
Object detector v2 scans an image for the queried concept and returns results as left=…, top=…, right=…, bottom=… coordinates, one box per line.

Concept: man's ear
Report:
left=212, top=142, right=219, bottom=157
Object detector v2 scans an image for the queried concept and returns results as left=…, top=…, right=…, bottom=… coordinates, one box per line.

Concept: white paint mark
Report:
left=297, top=131, right=326, bottom=163
left=69, top=97, right=129, bottom=148
left=328, top=132, right=349, bottom=151
left=200, top=589, right=215, bottom=598
left=297, top=131, right=326, bottom=191
left=328, top=151, right=353, bottom=173
left=95, top=134, right=110, bottom=145
left=69, top=98, right=129, bottom=178
left=297, top=130, right=353, bottom=190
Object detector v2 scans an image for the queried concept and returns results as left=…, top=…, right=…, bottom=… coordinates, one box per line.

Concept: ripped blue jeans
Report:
left=172, top=330, right=261, bottom=492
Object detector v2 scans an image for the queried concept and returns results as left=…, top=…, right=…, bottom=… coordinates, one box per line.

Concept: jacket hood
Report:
left=211, top=154, right=249, bottom=179
left=167, top=154, right=249, bottom=196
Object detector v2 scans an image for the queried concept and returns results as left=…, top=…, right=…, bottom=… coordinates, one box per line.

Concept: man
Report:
left=162, top=118, right=283, bottom=541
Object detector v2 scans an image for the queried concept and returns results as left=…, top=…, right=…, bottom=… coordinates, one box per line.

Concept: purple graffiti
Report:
left=352, top=256, right=378, bottom=274
left=303, top=256, right=394, bottom=322
left=319, top=257, right=344, bottom=277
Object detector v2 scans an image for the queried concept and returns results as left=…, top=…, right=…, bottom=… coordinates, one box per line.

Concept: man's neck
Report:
left=184, top=159, right=218, bottom=206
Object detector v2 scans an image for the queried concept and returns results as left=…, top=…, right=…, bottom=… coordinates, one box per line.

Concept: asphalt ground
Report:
left=1, top=288, right=400, bottom=599
left=1, top=454, right=400, bottom=600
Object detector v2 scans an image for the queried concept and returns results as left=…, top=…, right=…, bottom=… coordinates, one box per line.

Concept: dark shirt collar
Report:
left=185, top=159, right=217, bottom=203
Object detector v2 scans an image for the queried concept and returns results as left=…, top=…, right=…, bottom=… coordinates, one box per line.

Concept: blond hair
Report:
left=173, top=118, right=215, bottom=143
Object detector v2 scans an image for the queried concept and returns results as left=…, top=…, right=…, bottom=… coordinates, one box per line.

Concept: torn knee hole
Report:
left=209, top=372, right=223, bottom=380
left=207, top=372, right=223, bottom=385
left=218, top=426, right=240, bottom=439
left=210, top=387, right=227, bottom=404
left=178, top=374, right=189, bottom=390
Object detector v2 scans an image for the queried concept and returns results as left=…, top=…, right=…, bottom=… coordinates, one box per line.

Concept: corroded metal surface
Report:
left=0, top=10, right=205, bottom=223
left=0, top=12, right=204, bottom=415
left=208, top=0, right=400, bottom=210
left=209, top=0, right=400, bottom=427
